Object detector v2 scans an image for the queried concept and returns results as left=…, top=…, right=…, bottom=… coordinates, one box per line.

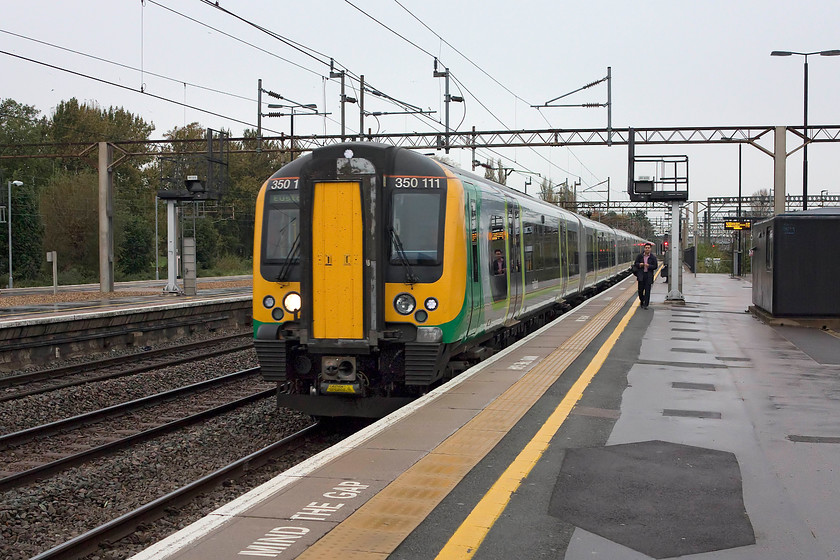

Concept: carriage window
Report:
left=390, top=192, right=442, bottom=265
left=567, top=228, right=579, bottom=276
left=487, top=212, right=507, bottom=301
left=263, top=194, right=300, bottom=263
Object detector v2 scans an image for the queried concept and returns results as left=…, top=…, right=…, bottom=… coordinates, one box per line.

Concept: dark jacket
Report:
left=633, top=252, right=658, bottom=282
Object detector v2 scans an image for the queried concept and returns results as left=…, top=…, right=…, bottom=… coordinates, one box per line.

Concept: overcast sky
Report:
left=2, top=0, right=839, bottom=206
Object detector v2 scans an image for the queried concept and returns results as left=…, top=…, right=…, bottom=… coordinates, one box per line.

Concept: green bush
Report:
left=199, top=253, right=252, bottom=277
left=58, top=265, right=98, bottom=285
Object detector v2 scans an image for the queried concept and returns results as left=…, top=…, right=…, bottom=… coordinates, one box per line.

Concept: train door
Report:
left=586, top=229, right=597, bottom=286
left=558, top=220, right=566, bottom=296
left=506, top=197, right=523, bottom=320
left=467, top=189, right=483, bottom=336
left=311, top=181, right=364, bottom=340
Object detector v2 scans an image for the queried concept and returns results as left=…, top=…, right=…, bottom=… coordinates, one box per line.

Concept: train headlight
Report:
left=263, top=295, right=275, bottom=309
left=271, top=308, right=285, bottom=321
left=424, top=297, right=438, bottom=311
left=283, top=292, right=302, bottom=313
left=394, top=293, right=416, bottom=315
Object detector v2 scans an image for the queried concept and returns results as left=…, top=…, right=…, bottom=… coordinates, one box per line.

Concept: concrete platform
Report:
left=0, top=275, right=251, bottom=325
left=131, top=272, right=840, bottom=560
left=0, top=277, right=252, bottom=370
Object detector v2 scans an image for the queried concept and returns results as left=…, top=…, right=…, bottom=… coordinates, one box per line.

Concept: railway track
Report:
left=29, top=421, right=322, bottom=560
left=0, top=332, right=253, bottom=402
left=0, top=368, right=272, bottom=491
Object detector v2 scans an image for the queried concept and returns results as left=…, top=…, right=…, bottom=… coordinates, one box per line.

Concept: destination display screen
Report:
left=267, top=192, right=299, bottom=205
left=724, top=220, right=752, bottom=231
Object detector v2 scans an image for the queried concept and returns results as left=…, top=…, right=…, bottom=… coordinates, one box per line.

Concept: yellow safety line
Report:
left=295, top=278, right=639, bottom=560
left=824, top=328, right=840, bottom=341
left=435, top=297, right=640, bottom=559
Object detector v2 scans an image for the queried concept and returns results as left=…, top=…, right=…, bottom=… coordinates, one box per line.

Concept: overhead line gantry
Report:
left=3, top=124, right=839, bottom=292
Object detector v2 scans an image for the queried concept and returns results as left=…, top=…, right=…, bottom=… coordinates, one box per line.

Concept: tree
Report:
left=480, top=158, right=508, bottom=185
left=539, top=178, right=558, bottom=204
left=39, top=171, right=99, bottom=279
left=538, top=178, right=577, bottom=210
left=626, top=210, right=656, bottom=239
left=194, top=216, right=221, bottom=270
left=1, top=98, right=50, bottom=284
left=430, top=155, right=458, bottom=168
left=117, top=214, right=154, bottom=277
left=555, top=182, right=576, bottom=211
left=8, top=183, right=44, bottom=282
left=749, top=188, right=773, bottom=219
left=43, top=99, right=155, bottom=281
left=49, top=99, right=154, bottom=177
left=224, top=130, right=289, bottom=259
left=598, top=210, right=655, bottom=239
left=0, top=98, right=47, bottom=146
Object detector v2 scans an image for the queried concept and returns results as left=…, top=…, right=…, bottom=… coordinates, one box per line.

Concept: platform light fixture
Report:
left=7, top=180, right=23, bottom=289
left=771, top=49, right=840, bottom=210
left=265, top=102, right=322, bottom=160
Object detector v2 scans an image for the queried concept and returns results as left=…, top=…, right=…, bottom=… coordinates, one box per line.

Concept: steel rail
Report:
left=0, top=338, right=253, bottom=403
left=0, top=367, right=261, bottom=449
left=0, top=384, right=273, bottom=491
left=0, top=332, right=249, bottom=389
left=28, top=420, right=321, bottom=560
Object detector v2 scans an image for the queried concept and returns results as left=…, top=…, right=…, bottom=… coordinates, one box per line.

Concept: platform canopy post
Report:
left=774, top=126, right=786, bottom=215
left=163, top=200, right=181, bottom=294
left=666, top=200, right=685, bottom=301
left=98, top=142, right=114, bottom=293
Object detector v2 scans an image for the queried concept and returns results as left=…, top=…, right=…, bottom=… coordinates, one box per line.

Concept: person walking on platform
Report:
left=633, top=242, right=658, bottom=308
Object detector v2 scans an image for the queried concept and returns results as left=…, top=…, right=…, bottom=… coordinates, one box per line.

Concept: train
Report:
left=252, top=142, right=647, bottom=417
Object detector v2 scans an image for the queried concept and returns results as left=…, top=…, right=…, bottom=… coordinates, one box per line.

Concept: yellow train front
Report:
left=253, top=143, right=469, bottom=417
left=253, top=142, right=644, bottom=417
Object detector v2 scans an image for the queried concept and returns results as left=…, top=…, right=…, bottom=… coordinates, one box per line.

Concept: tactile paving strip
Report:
left=297, top=279, right=638, bottom=559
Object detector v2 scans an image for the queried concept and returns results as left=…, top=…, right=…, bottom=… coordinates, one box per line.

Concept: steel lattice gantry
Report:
left=272, top=125, right=840, bottom=152
left=3, top=124, right=840, bottom=291
left=5, top=124, right=840, bottom=158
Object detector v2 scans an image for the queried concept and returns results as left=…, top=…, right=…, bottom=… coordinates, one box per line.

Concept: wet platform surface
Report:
left=130, top=272, right=840, bottom=560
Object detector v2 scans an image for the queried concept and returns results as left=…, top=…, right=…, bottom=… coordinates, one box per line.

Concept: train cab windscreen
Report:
left=263, top=192, right=300, bottom=264
left=390, top=192, right=443, bottom=265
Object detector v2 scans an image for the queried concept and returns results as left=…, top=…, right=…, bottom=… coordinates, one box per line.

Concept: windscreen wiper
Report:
left=389, top=227, right=418, bottom=285
left=275, top=232, right=301, bottom=282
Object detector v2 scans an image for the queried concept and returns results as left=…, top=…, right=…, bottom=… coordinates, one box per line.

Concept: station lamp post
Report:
left=266, top=102, right=320, bottom=160
left=771, top=49, right=840, bottom=210
left=7, top=179, right=23, bottom=289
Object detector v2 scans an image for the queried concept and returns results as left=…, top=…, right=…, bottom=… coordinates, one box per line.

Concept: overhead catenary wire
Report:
left=0, top=50, right=282, bottom=134
left=194, top=0, right=334, bottom=68
left=5, top=1, right=600, bottom=193
left=191, top=0, right=439, bottom=132
left=0, top=29, right=355, bottom=135
left=149, top=0, right=325, bottom=79
left=344, top=0, right=596, bottom=189
left=343, top=2, right=538, bottom=166
left=188, top=0, right=571, bottom=174
left=0, top=28, right=257, bottom=106
left=391, top=0, right=535, bottom=107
